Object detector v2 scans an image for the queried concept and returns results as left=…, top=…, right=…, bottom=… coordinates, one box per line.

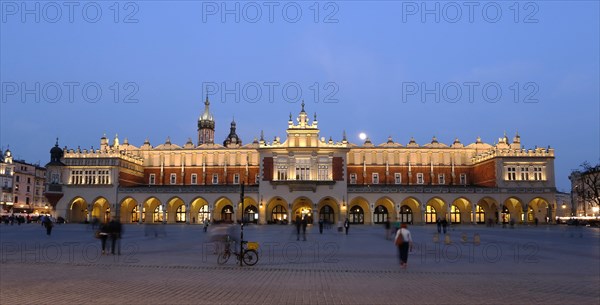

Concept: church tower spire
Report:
left=223, top=118, right=242, bottom=148
left=198, top=95, right=215, bottom=145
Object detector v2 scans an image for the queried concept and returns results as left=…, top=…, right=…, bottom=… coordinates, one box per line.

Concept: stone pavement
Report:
left=1, top=223, right=598, bottom=304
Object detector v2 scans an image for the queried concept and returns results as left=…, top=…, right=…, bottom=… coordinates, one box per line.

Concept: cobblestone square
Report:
left=1, top=223, right=599, bottom=304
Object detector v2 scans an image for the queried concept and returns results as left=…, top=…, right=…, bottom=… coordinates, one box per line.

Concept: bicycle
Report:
left=217, top=236, right=259, bottom=266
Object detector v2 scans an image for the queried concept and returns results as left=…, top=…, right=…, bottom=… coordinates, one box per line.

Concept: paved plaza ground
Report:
left=1, top=222, right=598, bottom=304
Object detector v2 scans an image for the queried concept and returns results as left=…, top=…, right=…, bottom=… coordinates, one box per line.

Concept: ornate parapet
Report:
left=64, top=149, right=144, bottom=165
left=472, top=147, right=554, bottom=164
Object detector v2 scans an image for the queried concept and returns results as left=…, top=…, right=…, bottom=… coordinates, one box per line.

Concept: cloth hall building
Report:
left=44, top=99, right=557, bottom=226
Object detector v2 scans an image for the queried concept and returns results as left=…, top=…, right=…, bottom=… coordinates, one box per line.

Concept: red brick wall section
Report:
left=143, top=167, right=260, bottom=185
left=472, top=160, right=497, bottom=187
left=119, top=171, right=145, bottom=187
left=346, top=166, right=476, bottom=186
left=263, top=157, right=273, bottom=181
left=332, top=157, right=344, bottom=181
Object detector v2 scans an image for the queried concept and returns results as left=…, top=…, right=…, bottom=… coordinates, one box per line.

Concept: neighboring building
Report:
left=0, top=149, right=15, bottom=213
left=12, top=159, right=48, bottom=214
left=569, top=166, right=600, bottom=217
left=555, top=191, right=572, bottom=218
left=45, top=98, right=558, bottom=225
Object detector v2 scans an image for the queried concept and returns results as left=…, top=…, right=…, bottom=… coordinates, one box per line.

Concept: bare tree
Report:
left=573, top=162, right=600, bottom=212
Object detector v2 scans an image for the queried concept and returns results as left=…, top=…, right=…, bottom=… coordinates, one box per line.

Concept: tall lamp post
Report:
left=239, top=182, right=244, bottom=267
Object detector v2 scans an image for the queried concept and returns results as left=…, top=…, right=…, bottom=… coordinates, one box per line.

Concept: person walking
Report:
left=344, top=219, right=350, bottom=235
left=318, top=218, right=324, bottom=234
left=436, top=218, right=442, bottom=233
left=395, top=223, right=413, bottom=268
left=295, top=215, right=302, bottom=241
left=108, top=219, right=122, bottom=255
left=203, top=218, right=209, bottom=232
left=441, top=218, right=448, bottom=234
left=384, top=219, right=391, bottom=240
left=42, top=215, right=54, bottom=236
left=301, top=215, right=308, bottom=241
left=99, top=222, right=110, bottom=254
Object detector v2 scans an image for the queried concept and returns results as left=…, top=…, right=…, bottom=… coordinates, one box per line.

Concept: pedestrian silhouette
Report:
left=344, top=219, right=350, bottom=235
left=318, top=218, right=324, bottom=234
left=441, top=218, right=448, bottom=234
left=301, top=215, right=308, bottom=241
left=295, top=215, right=301, bottom=240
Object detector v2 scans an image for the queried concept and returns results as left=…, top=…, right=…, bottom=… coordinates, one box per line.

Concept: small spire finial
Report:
left=301, top=100, right=305, bottom=112
left=55, top=137, right=59, bottom=146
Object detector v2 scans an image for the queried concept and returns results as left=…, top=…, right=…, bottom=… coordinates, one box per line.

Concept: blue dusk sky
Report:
left=1, top=1, right=598, bottom=192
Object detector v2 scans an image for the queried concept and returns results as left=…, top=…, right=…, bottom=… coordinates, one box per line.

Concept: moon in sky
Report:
left=359, top=132, right=367, bottom=140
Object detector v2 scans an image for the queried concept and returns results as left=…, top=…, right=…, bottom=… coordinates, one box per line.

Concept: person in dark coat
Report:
left=384, top=219, right=391, bottom=240
left=295, top=215, right=301, bottom=241
left=108, top=219, right=122, bottom=255
left=301, top=215, right=308, bottom=241
left=436, top=218, right=442, bottom=233
left=99, top=222, right=110, bottom=254
left=318, top=218, right=324, bottom=234
left=441, top=218, right=448, bottom=234
left=42, top=215, right=53, bottom=236
left=344, top=219, right=350, bottom=235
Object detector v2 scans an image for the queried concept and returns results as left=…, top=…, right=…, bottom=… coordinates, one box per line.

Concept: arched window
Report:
left=450, top=205, right=461, bottom=223
left=153, top=205, right=164, bottom=223
left=527, top=206, right=535, bottom=222
left=271, top=205, right=287, bottom=222
left=104, top=207, right=111, bottom=223
left=399, top=205, right=413, bottom=224
left=502, top=205, right=511, bottom=223
left=176, top=205, right=186, bottom=223
left=131, top=205, right=139, bottom=223
left=319, top=205, right=334, bottom=224
left=244, top=206, right=258, bottom=224
left=221, top=205, right=233, bottom=222
left=425, top=205, right=437, bottom=224
left=349, top=206, right=364, bottom=224
left=474, top=205, right=485, bottom=224
left=198, top=205, right=210, bottom=223
left=374, top=205, right=388, bottom=224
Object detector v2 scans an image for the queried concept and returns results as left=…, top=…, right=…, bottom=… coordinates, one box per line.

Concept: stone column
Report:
left=497, top=205, right=503, bottom=225
left=162, top=204, right=167, bottom=224
left=472, top=203, right=477, bottom=224
left=185, top=203, right=191, bottom=224
left=87, top=204, right=92, bottom=222
left=138, top=203, right=143, bottom=224
left=370, top=204, right=375, bottom=225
